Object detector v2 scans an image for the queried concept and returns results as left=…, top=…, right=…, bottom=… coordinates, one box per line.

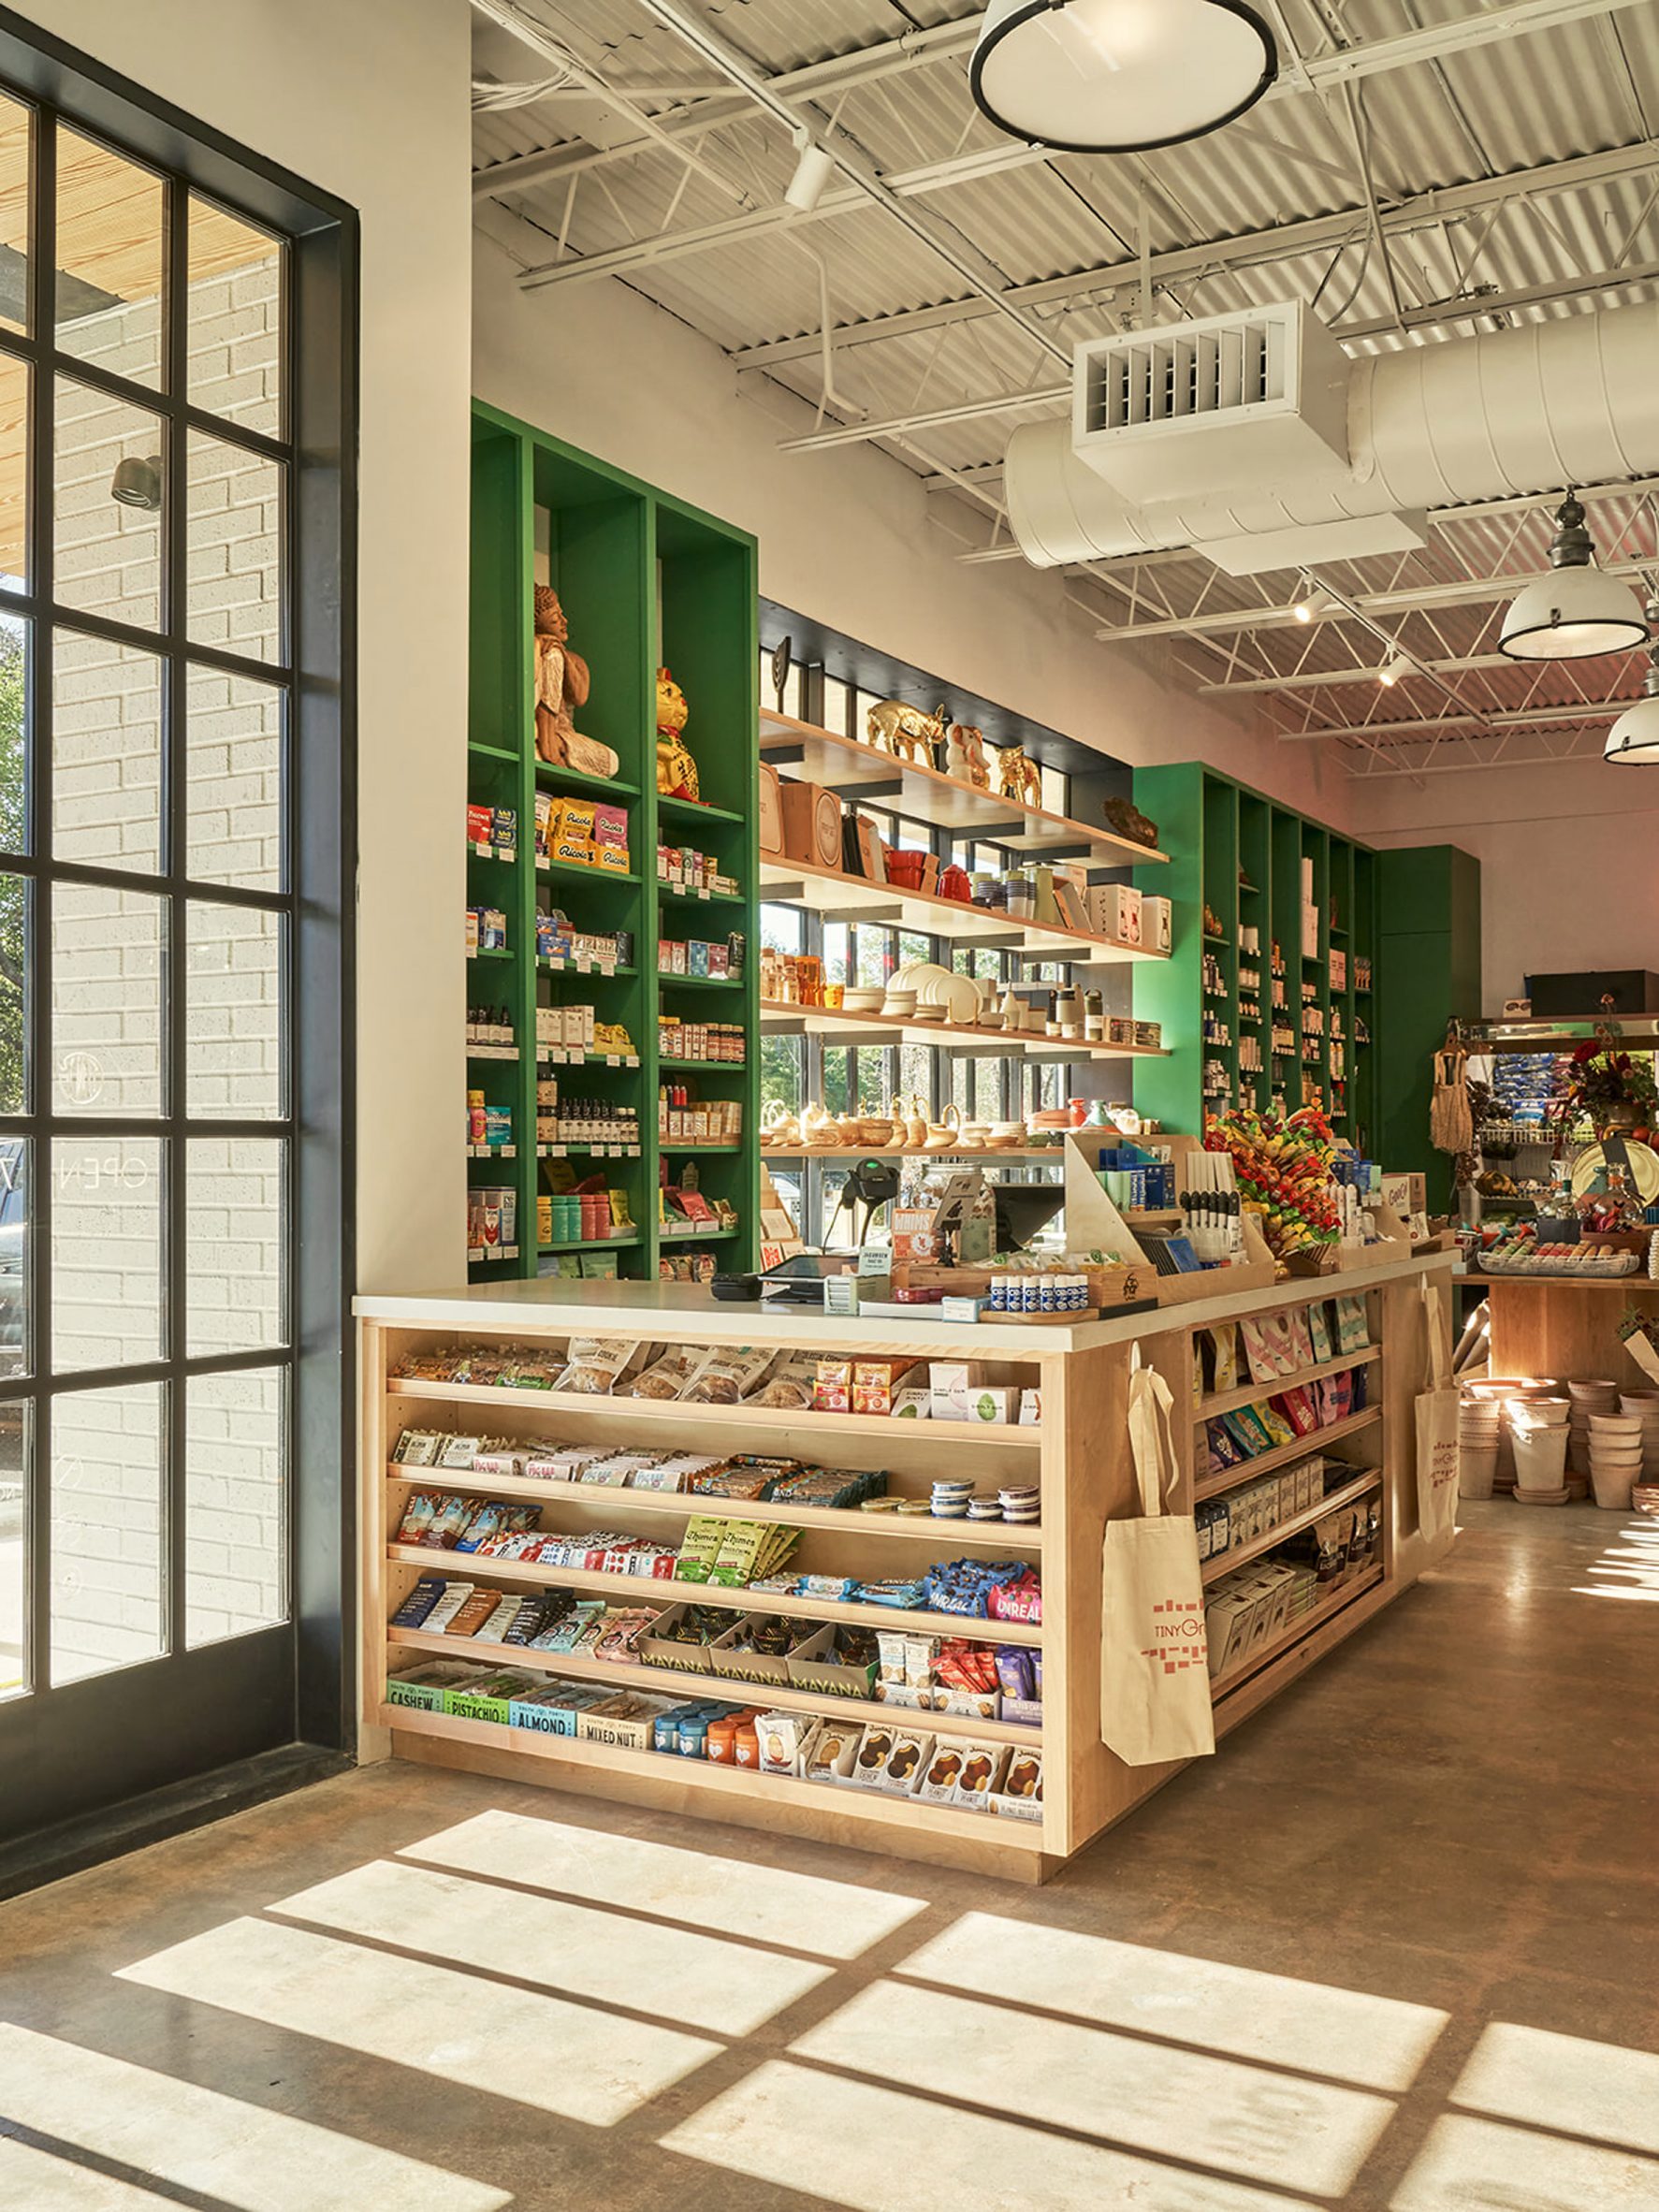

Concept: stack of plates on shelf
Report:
left=1568, top=1378, right=1619, bottom=1478
left=1458, top=1392, right=1503, bottom=1500
left=1588, top=1411, right=1644, bottom=1511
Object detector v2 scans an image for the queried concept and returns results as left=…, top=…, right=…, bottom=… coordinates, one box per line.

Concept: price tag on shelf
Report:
left=605, top=1054, right=619, bottom=1067
left=576, top=955, right=591, bottom=973
left=626, top=1055, right=639, bottom=1067
left=544, top=1144, right=564, bottom=1157
left=599, top=960, right=615, bottom=976
left=697, top=886, right=709, bottom=900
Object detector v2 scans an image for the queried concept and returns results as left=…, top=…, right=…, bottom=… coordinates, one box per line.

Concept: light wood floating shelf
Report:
left=386, top=1543, right=1044, bottom=1645
left=381, top=1698, right=1048, bottom=1843
left=760, top=709, right=1171, bottom=866
left=1201, top=1468, right=1382, bottom=1585
left=758, top=856, right=1169, bottom=963
left=1214, top=1567, right=1385, bottom=1705
left=759, top=998, right=1169, bottom=1058
left=386, top=1463, right=1044, bottom=1550
left=384, top=1632, right=1042, bottom=1747
left=1194, top=1406, right=1383, bottom=1503
left=1196, top=1345, right=1382, bottom=1419
left=387, top=1375, right=1041, bottom=1448
left=764, top=1145, right=1067, bottom=1162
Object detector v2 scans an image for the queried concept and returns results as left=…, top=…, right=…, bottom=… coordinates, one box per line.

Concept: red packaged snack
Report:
left=1273, top=1386, right=1319, bottom=1437
left=987, top=1572, right=1042, bottom=1625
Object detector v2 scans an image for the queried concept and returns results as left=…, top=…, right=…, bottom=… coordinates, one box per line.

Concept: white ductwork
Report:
left=1006, top=298, right=1659, bottom=574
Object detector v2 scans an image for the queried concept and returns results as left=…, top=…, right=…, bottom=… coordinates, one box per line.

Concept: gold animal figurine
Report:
left=945, top=723, right=991, bottom=790
left=992, top=742, right=1042, bottom=808
left=866, top=698, right=948, bottom=768
left=655, top=666, right=700, bottom=801
left=532, top=586, right=618, bottom=779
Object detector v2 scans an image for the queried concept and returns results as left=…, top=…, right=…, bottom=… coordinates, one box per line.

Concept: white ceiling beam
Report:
left=472, top=20, right=977, bottom=199
left=1283, top=699, right=1628, bottom=739
left=1094, top=555, right=1655, bottom=640
left=573, top=0, right=1072, bottom=370
left=729, top=140, right=1659, bottom=371
left=1203, top=652, right=1519, bottom=693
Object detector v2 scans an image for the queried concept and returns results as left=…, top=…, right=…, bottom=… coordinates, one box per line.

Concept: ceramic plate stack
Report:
left=1568, top=1379, right=1619, bottom=1478
left=1458, top=1390, right=1502, bottom=1499
left=1588, top=1411, right=1644, bottom=1511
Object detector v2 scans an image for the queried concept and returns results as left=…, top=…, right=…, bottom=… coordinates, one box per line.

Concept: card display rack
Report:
left=468, top=401, right=761, bottom=1280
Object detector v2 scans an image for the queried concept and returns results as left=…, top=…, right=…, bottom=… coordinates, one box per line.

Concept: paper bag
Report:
left=1100, top=1358, right=1216, bottom=1766
left=1415, top=1278, right=1460, bottom=1545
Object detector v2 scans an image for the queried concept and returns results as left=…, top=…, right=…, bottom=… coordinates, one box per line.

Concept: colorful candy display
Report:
left=1206, top=1105, right=1342, bottom=1262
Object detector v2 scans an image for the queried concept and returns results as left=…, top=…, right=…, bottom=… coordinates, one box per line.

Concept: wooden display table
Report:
left=357, top=1253, right=1453, bottom=1884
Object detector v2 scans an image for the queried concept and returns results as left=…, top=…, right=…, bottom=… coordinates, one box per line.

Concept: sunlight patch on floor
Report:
left=1391, top=2114, right=1659, bottom=2209
left=1451, top=2021, right=1659, bottom=2159
left=0, top=2021, right=510, bottom=2210
left=400, top=1806, right=926, bottom=1958
left=271, top=1855, right=830, bottom=2034
left=115, top=1913, right=719, bottom=2125
left=890, top=1911, right=1448, bottom=2090
left=661, top=2058, right=1322, bottom=2211
left=790, top=1980, right=1395, bottom=2195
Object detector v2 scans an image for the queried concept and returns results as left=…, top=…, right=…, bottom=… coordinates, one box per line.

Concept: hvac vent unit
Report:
left=1071, top=301, right=1352, bottom=510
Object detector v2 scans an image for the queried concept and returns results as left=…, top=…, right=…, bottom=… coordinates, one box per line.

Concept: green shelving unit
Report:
left=1375, top=844, right=1481, bottom=1210
left=1130, top=764, right=1379, bottom=1148
left=466, top=401, right=760, bottom=1282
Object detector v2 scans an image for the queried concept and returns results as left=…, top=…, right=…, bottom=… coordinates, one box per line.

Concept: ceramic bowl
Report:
left=841, top=986, right=883, bottom=1011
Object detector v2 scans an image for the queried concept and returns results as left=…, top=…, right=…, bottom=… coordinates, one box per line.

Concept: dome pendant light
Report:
left=1606, top=622, right=1659, bottom=764
left=970, top=0, right=1277, bottom=155
left=1499, top=492, right=1649, bottom=661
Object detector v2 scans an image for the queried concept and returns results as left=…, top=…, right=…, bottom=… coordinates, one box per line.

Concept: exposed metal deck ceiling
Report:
left=472, top=0, right=1659, bottom=779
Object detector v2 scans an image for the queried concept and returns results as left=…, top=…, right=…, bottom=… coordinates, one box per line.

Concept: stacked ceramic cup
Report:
left=1510, top=1397, right=1570, bottom=1504
left=1458, top=1390, right=1502, bottom=1499
left=1588, top=1410, right=1644, bottom=1511
left=1567, top=1378, right=1619, bottom=1478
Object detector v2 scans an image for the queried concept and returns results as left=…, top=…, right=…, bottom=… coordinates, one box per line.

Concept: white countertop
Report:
left=356, top=1246, right=1454, bottom=1353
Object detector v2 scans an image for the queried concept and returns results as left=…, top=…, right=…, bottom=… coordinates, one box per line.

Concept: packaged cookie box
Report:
left=756, top=1710, right=820, bottom=1776
left=848, top=1722, right=933, bottom=1794
left=576, top=1691, right=683, bottom=1752
left=989, top=1747, right=1044, bottom=1822
left=785, top=1623, right=880, bottom=1698
left=386, top=1660, right=495, bottom=1713
left=443, top=1669, right=543, bottom=1725
left=706, top=1611, right=793, bottom=1687
left=946, top=1742, right=1009, bottom=1812
left=634, top=1602, right=720, bottom=1675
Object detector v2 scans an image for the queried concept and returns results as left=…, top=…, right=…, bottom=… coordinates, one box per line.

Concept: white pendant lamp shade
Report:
left=1499, top=493, right=1649, bottom=661
left=970, top=0, right=1276, bottom=153
left=1606, top=645, right=1659, bottom=763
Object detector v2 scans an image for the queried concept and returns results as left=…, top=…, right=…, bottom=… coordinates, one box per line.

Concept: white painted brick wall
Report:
left=43, top=257, right=288, bottom=1681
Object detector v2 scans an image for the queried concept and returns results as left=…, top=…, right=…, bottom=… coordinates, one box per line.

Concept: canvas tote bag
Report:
left=1100, top=1356, right=1216, bottom=1766
left=1415, top=1277, right=1460, bottom=1544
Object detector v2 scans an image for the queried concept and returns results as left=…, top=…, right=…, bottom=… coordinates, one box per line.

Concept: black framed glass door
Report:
left=0, top=10, right=355, bottom=1849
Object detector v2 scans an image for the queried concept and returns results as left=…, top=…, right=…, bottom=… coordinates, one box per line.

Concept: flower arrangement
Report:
left=1552, top=1036, right=1657, bottom=1137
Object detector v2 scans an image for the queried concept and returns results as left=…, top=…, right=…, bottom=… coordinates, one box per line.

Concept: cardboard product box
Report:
left=635, top=1602, right=720, bottom=1675
left=576, top=1693, right=681, bottom=1752
left=786, top=1624, right=880, bottom=1698
left=990, top=1746, right=1043, bottom=1820
left=508, top=1683, right=608, bottom=1737
left=386, top=1661, right=494, bottom=1712
left=852, top=1358, right=920, bottom=1416
left=706, top=1612, right=793, bottom=1687
left=1141, top=894, right=1172, bottom=952
left=779, top=778, right=843, bottom=872
left=444, top=1671, right=541, bottom=1726
left=927, top=1683, right=1003, bottom=1724
left=1381, top=1171, right=1427, bottom=1216
left=802, top=1715, right=863, bottom=1783
left=1089, top=883, right=1142, bottom=943
left=758, top=761, right=783, bottom=855
left=756, top=1710, right=818, bottom=1775
left=928, top=1359, right=986, bottom=1422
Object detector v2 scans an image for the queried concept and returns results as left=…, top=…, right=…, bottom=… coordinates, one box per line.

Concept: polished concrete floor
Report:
left=2, top=1502, right=1658, bottom=2211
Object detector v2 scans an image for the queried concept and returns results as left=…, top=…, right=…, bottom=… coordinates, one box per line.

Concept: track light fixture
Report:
left=783, top=133, right=836, bottom=213
left=1293, top=583, right=1335, bottom=623
left=1378, top=656, right=1412, bottom=688
left=1499, top=492, right=1649, bottom=661
left=110, top=454, right=163, bottom=511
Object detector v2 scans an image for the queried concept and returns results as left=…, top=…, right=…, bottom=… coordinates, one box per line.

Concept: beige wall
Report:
left=23, top=0, right=474, bottom=1294
left=1349, top=754, right=1659, bottom=1014
left=473, top=247, right=1358, bottom=831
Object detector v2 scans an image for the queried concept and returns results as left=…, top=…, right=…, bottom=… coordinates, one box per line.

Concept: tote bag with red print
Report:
left=1100, top=1356, right=1216, bottom=1766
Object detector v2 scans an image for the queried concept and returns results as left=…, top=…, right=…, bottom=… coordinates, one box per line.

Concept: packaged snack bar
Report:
left=1209, top=1321, right=1242, bottom=1391
left=1274, top=1386, right=1318, bottom=1437
left=1307, top=1300, right=1334, bottom=1362
left=423, top=1494, right=481, bottom=1550
left=1237, top=1315, right=1276, bottom=1384
left=1334, top=1294, right=1370, bottom=1354
left=389, top=1576, right=445, bottom=1629
left=552, top=1337, right=644, bottom=1395
left=392, top=1429, right=443, bottom=1466
left=627, top=1346, right=705, bottom=1400
left=683, top=1347, right=774, bottom=1405
left=1230, top=1405, right=1274, bottom=1456
left=1285, top=1307, right=1317, bottom=1368
left=394, top=1492, right=440, bottom=1544
left=672, top=1516, right=730, bottom=1584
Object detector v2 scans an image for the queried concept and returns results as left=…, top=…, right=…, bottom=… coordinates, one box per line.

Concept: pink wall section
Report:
left=1351, top=755, right=1659, bottom=1014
